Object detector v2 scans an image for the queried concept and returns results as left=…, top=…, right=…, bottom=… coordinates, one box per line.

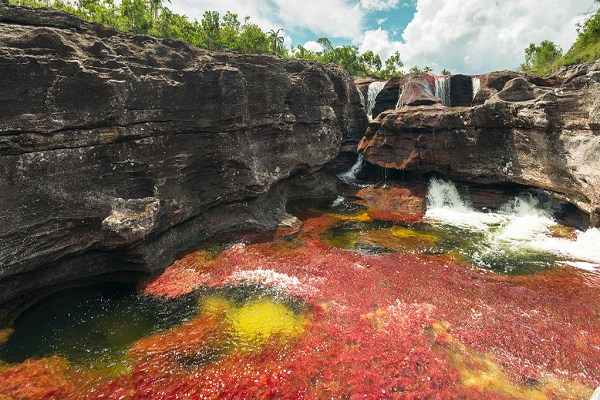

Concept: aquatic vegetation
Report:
left=2, top=189, right=600, bottom=398
left=226, top=297, right=306, bottom=351
left=0, top=356, right=77, bottom=399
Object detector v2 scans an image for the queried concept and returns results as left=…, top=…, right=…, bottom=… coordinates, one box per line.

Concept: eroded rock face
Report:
left=359, top=65, right=600, bottom=226
left=0, top=5, right=363, bottom=303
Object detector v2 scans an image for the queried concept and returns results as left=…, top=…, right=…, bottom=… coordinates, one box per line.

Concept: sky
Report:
left=167, top=0, right=596, bottom=75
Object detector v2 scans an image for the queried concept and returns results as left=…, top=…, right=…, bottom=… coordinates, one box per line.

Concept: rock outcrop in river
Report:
left=359, top=66, right=600, bottom=227
left=0, top=5, right=363, bottom=303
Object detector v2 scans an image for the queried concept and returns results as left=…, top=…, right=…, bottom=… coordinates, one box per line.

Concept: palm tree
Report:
left=267, top=28, right=284, bottom=54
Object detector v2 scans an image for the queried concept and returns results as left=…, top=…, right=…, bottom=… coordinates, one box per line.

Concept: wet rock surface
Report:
left=359, top=64, right=600, bottom=226
left=0, top=5, right=363, bottom=303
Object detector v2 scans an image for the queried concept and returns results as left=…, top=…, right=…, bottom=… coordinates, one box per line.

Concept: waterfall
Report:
left=357, top=90, right=365, bottom=108
left=425, top=178, right=600, bottom=270
left=472, top=76, right=481, bottom=100
left=339, top=154, right=365, bottom=182
left=395, top=84, right=405, bottom=109
left=426, top=177, right=470, bottom=212
left=366, top=81, right=387, bottom=121
left=435, top=76, right=451, bottom=107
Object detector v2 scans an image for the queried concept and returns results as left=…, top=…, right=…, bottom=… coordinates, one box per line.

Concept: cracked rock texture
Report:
left=359, top=66, right=600, bottom=226
left=0, top=5, right=363, bottom=303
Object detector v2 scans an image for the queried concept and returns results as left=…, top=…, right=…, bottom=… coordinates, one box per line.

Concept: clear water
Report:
left=0, top=282, right=197, bottom=370
left=0, top=281, right=306, bottom=375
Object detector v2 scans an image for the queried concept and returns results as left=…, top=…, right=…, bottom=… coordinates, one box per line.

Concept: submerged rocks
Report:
left=0, top=5, right=363, bottom=303
left=359, top=66, right=600, bottom=226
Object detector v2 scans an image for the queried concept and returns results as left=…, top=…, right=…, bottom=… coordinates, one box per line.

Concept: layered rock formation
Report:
left=0, top=6, right=363, bottom=303
left=359, top=65, right=600, bottom=226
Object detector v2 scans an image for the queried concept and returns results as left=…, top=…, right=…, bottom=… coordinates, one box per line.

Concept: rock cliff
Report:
left=359, top=65, right=600, bottom=226
left=0, top=6, right=363, bottom=303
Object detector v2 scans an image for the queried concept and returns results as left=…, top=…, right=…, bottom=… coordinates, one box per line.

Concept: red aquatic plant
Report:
left=0, top=356, right=77, bottom=399
left=5, top=198, right=600, bottom=398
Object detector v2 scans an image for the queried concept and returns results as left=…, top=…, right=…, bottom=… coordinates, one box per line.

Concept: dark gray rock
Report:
left=0, top=5, right=363, bottom=303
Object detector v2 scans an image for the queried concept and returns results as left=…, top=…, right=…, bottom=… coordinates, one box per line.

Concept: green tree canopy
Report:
left=520, top=40, right=562, bottom=72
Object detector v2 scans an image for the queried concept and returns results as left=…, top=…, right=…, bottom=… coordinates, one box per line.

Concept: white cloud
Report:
left=377, top=18, right=388, bottom=25
left=359, top=28, right=402, bottom=60
left=303, top=40, right=324, bottom=52
left=271, top=0, right=364, bottom=39
left=398, top=0, right=592, bottom=74
left=360, top=0, right=400, bottom=11
left=168, top=0, right=365, bottom=45
left=358, top=0, right=593, bottom=75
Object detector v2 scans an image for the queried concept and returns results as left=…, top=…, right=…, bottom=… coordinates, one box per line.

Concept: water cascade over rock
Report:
left=365, top=81, right=387, bottom=121
left=395, top=75, right=439, bottom=108
left=359, top=65, right=600, bottom=227
left=471, top=76, right=481, bottom=99
left=435, top=76, right=451, bottom=107
left=425, top=178, right=600, bottom=271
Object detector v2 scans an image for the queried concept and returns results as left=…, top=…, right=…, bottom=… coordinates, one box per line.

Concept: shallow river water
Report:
left=1, top=178, right=599, bottom=399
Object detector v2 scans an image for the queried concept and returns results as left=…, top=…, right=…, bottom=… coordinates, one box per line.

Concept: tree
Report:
left=267, top=28, right=285, bottom=55
left=292, top=45, right=317, bottom=60
left=316, top=37, right=334, bottom=54
left=563, top=3, right=600, bottom=65
left=121, top=0, right=152, bottom=34
left=441, top=68, right=451, bottom=75
left=221, top=12, right=241, bottom=49
left=237, top=18, right=270, bottom=54
left=201, top=10, right=221, bottom=50
left=382, top=51, right=403, bottom=78
left=520, top=40, right=562, bottom=72
left=360, top=50, right=382, bottom=76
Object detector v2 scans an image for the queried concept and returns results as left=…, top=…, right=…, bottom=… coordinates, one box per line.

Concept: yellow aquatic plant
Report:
left=201, top=295, right=305, bottom=352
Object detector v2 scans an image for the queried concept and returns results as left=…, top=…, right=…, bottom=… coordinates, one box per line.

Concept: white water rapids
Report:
left=425, top=178, right=600, bottom=272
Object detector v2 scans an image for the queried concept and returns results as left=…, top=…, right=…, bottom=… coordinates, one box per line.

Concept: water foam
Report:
left=425, top=178, right=600, bottom=270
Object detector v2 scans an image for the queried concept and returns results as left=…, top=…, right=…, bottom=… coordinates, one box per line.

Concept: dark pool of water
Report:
left=0, top=281, right=197, bottom=368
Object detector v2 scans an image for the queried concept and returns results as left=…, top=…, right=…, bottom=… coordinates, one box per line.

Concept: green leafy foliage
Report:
left=408, top=65, right=432, bottom=74
left=519, top=40, right=563, bottom=74
left=5, top=0, right=439, bottom=77
left=380, top=51, right=404, bottom=78
left=521, top=1, right=600, bottom=75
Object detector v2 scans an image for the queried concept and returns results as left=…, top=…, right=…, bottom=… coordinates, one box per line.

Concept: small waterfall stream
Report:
left=340, top=81, right=387, bottom=184
left=471, top=76, right=481, bottom=100
left=435, top=76, right=451, bottom=106
left=365, top=81, right=387, bottom=121
left=338, top=154, right=365, bottom=182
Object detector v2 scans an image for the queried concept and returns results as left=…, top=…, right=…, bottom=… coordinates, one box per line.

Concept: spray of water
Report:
left=425, top=177, right=600, bottom=271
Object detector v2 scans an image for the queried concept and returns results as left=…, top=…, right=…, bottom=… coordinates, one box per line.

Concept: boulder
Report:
left=0, top=5, right=363, bottom=303
left=398, top=75, right=439, bottom=107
